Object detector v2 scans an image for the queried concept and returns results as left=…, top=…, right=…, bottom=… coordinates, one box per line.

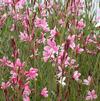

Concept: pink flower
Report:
left=35, top=17, right=49, bottom=32
left=85, top=34, right=97, bottom=44
left=41, top=87, right=48, bottom=97
left=16, top=0, right=26, bottom=9
left=1, top=81, right=11, bottom=89
left=72, top=71, right=81, bottom=81
left=68, top=0, right=84, bottom=14
left=70, top=59, right=76, bottom=65
left=65, top=56, right=70, bottom=66
left=40, top=10, right=47, bottom=17
left=83, top=76, right=92, bottom=86
left=75, top=44, right=84, bottom=54
left=43, top=46, right=52, bottom=62
left=67, top=35, right=76, bottom=50
left=50, top=27, right=57, bottom=37
left=57, top=45, right=74, bottom=67
left=46, top=1, right=53, bottom=9
left=47, top=39, right=58, bottom=52
left=57, top=50, right=64, bottom=65
left=10, top=70, right=18, bottom=84
left=38, top=3, right=46, bottom=17
left=25, top=68, right=38, bottom=80
left=86, top=90, right=97, bottom=100
left=43, top=39, right=58, bottom=62
left=23, top=83, right=31, bottom=101
left=58, top=19, right=64, bottom=26
left=7, top=58, right=24, bottom=69
left=14, top=58, right=25, bottom=68
left=0, top=6, right=4, bottom=11
left=19, top=31, right=32, bottom=42
left=0, top=56, right=11, bottom=66
left=3, top=0, right=13, bottom=5
left=76, top=19, right=85, bottom=30
left=22, top=17, right=29, bottom=29
left=13, top=13, right=22, bottom=21
left=38, top=3, right=45, bottom=12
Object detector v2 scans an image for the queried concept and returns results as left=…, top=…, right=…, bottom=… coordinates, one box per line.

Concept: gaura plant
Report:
left=0, top=0, right=100, bottom=101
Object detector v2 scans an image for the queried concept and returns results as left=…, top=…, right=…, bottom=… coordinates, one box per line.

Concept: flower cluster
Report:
left=0, top=0, right=99, bottom=101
